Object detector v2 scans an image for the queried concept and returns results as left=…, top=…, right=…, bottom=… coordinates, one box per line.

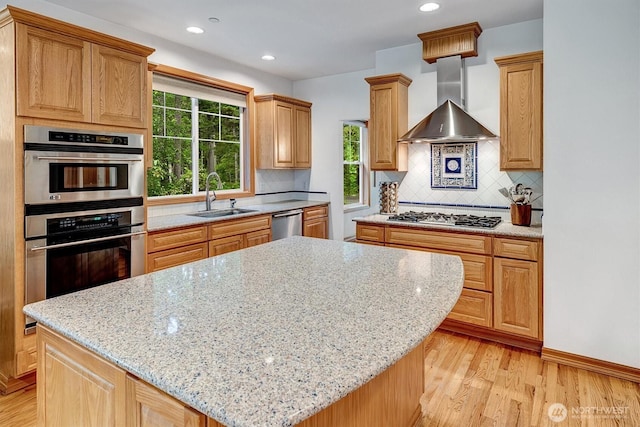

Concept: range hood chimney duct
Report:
left=398, top=24, right=496, bottom=143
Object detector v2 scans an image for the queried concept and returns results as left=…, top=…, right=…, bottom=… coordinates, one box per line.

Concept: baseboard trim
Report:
left=541, top=347, right=640, bottom=383
left=0, top=370, right=36, bottom=395
left=438, top=319, right=543, bottom=352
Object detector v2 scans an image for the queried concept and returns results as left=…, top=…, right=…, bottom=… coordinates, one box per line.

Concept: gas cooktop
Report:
left=387, top=211, right=502, bottom=229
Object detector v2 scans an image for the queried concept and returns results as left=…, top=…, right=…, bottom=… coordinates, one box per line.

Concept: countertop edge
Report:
left=147, top=200, right=329, bottom=232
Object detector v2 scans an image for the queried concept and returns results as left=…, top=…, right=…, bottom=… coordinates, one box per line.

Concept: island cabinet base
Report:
left=294, top=341, right=424, bottom=427
left=37, top=323, right=425, bottom=427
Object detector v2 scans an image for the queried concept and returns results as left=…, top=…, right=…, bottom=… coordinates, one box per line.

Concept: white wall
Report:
left=544, top=0, right=640, bottom=367
left=293, top=69, right=375, bottom=240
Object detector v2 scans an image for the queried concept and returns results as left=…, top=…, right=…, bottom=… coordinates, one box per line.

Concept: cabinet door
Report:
left=294, top=105, right=311, bottom=168
left=37, top=325, right=126, bottom=427
left=497, top=53, right=543, bottom=170
left=16, top=23, right=91, bottom=122
left=369, top=82, right=397, bottom=170
left=303, top=217, right=328, bottom=239
left=494, top=258, right=539, bottom=338
left=126, top=376, right=205, bottom=427
left=274, top=101, right=295, bottom=167
left=246, top=229, right=271, bottom=247
left=447, top=288, right=492, bottom=327
left=92, top=44, right=147, bottom=128
left=209, top=234, right=244, bottom=256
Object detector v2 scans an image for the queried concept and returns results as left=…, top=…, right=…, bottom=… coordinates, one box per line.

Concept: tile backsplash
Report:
left=376, top=140, right=543, bottom=222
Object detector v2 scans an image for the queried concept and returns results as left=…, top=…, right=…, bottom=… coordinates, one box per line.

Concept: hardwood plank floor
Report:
left=419, top=331, right=640, bottom=427
left=1, top=331, right=639, bottom=427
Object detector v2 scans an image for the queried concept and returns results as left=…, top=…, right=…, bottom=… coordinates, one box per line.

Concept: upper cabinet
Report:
left=365, top=73, right=412, bottom=171
left=255, top=94, right=312, bottom=169
left=494, top=51, right=543, bottom=171
left=10, top=6, right=153, bottom=128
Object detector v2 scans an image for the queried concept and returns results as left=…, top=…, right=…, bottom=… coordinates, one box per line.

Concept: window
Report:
left=148, top=69, right=253, bottom=200
left=343, top=121, right=368, bottom=209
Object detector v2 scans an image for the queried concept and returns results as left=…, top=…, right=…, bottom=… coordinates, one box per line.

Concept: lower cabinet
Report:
left=38, top=325, right=206, bottom=427
left=126, top=375, right=206, bottom=427
left=356, top=222, right=543, bottom=349
left=147, top=215, right=272, bottom=272
left=303, top=205, right=329, bottom=239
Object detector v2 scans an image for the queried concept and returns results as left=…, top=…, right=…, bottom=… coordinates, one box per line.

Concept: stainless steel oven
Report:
left=23, top=125, right=147, bottom=334
left=24, top=202, right=145, bottom=333
left=24, top=125, right=144, bottom=204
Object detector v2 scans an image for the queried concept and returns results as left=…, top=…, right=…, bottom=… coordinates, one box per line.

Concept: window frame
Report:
left=342, top=120, right=369, bottom=212
left=146, top=64, right=255, bottom=206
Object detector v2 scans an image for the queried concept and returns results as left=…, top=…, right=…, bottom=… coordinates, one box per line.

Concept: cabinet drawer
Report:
left=386, top=226, right=491, bottom=255
left=147, top=242, right=208, bottom=272
left=493, top=237, right=539, bottom=261
left=147, top=226, right=207, bottom=253
left=303, top=205, right=328, bottom=220
left=356, top=223, right=385, bottom=243
left=208, top=215, right=271, bottom=240
left=447, top=289, right=493, bottom=327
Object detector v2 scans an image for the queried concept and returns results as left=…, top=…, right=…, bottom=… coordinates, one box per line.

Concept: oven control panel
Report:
left=48, top=212, right=130, bottom=234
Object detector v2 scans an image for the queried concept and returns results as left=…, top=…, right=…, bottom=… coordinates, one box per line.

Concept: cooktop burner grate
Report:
left=387, top=211, right=502, bottom=229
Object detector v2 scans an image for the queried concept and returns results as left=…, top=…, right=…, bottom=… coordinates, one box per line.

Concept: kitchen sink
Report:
left=187, top=208, right=257, bottom=218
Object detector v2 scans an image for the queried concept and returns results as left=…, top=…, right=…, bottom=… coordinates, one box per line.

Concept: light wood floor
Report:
left=1, top=331, right=639, bottom=427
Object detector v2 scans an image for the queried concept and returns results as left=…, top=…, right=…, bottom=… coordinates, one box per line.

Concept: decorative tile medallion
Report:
left=431, top=142, right=477, bottom=189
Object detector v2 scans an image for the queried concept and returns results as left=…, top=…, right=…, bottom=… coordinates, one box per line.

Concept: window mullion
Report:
left=191, top=97, right=199, bottom=195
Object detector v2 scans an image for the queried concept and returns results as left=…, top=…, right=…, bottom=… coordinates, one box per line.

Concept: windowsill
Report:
left=147, top=189, right=255, bottom=206
left=344, top=203, right=371, bottom=214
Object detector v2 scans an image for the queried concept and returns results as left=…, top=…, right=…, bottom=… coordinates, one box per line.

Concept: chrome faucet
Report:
left=205, top=172, right=223, bottom=211
left=230, top=198, right=237, bottom=208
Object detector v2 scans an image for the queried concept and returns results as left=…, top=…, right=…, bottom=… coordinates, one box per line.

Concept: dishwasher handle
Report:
left=272, top=209, right=303, bottom=218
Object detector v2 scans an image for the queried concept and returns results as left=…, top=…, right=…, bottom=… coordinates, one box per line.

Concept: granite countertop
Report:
left=23, top=236, right=463, bottom=427
left=148, top=200, right=329, bottom=232
left=354, top=213, right=543, bottom=239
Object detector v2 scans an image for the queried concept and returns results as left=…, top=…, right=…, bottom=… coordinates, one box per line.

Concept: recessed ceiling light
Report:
left=186, top=26, right=204, bottom=34
left=261, top=54, right=276, bottom=61
left=419, top=2, right=440, bottom=12
left=208, top=17, right=220, bottom=24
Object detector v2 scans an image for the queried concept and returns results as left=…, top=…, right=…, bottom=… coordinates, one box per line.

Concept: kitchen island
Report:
left=24, top=236, right=463, bottom=427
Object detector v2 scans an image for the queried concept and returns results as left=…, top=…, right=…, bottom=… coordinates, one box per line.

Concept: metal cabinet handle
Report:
left=36, top=156, right=142, bottom=162
left=30, top=231, right=146, bottom=252
left=272, top=209, right=303, bottom=218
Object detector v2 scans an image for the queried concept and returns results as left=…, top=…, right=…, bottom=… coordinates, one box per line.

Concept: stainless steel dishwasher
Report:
left=271, top=209, right=303, bottom=240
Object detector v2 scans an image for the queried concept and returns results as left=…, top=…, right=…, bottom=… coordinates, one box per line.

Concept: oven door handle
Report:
left=35, top=156, right=143, bottom=162
left=29, top=231, right=147, bottom=252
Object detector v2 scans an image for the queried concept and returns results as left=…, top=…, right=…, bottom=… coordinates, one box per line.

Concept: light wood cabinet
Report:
left=303, top=205, right=329, bottom=239
left=494, top=51, right=543, bottom=170
left=91, top=44, right=148, bottom=127
left=493, top=236, right=542, bottom=339
left=0, top=5, right=153, bottom=394
left=364, top=74, right=412, bottom=171
left=147, top=215, right=272, bottom=271
left=36, top=325, right=423, bottom=427
left=37, top=325, right=127, bottom=427
left=126, top=375, right=206, bottom=427
left=255, top=94, right=312, bottom=169
left=16, top=23, right=91, bottom=122
left=354, top=221, right=544, bottom=350
left=15, top=17, right=151, bottom=128
left=147, top=225, right=209, bottom=272
left=356, top=223, right=385, bottom=244
left=148, top=242, right=209, bottom=272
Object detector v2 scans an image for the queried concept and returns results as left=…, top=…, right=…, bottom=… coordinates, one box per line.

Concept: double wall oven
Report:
left=23, top=125, right=146, bottom=333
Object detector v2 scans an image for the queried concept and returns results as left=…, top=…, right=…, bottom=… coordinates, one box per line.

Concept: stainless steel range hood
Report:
left=398, top=55, right=496, bottom=143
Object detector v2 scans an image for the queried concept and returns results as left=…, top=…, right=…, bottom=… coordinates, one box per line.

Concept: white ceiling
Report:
left=43, top=0, right=543, bottom=81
